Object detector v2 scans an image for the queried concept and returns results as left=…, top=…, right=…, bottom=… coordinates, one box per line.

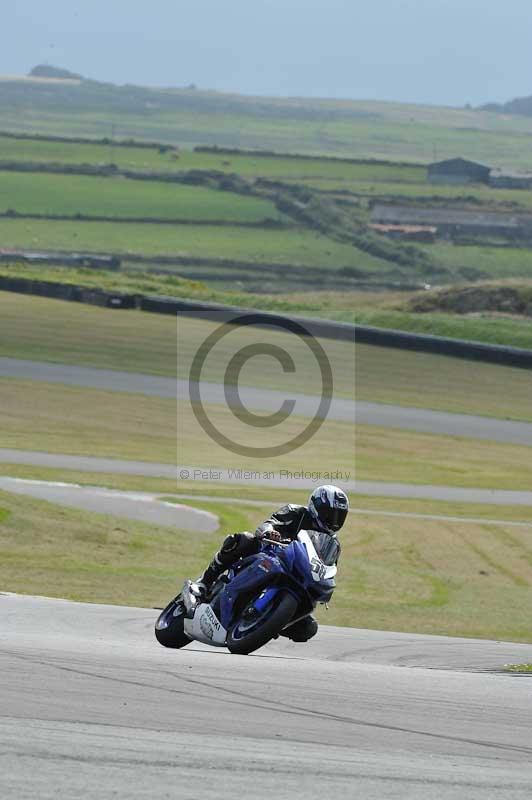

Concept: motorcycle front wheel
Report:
left=227, top=590, right=298, bottom=655
left=154, top=596, right=191, bottom=649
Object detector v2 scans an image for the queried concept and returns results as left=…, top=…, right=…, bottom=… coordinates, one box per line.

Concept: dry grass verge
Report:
left=2, top=489, right=532, bottom=642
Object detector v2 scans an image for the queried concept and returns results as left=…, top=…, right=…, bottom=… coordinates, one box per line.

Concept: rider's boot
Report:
left=279, top=615, right=318, bottom=642
left=194, top=533, right=259, bottom=599
left=194, top=555, right=225, bottom=599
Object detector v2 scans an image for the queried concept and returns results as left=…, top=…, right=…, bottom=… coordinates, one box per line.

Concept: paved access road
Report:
left=1, top=594, right=531, bottom=800
left=0, top=477, right=218, bottom=532
left=1, top=475, right=531, bottom=533
left=3, top=448, right=532, bottom=505
left=3, top=356, right=532, bottom=445
left=0, top=357, right=355, bottom=423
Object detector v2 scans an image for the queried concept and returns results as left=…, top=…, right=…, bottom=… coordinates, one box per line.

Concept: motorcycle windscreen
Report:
left=308, top=531, right=340, bottom=566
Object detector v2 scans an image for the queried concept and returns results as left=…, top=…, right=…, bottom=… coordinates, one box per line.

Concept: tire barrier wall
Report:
left=139, top=295, right=356, bottom=342
left=355, top=324, right=532, bottom=369
left=137, top=297, right=532, bottom=367
left=1, top=275, right=531, bottom=367
left=0, top=276, right=136, bottom=309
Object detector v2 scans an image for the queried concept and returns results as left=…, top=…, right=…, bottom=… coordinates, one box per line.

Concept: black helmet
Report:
left=308, top=485, right=349, bottom=535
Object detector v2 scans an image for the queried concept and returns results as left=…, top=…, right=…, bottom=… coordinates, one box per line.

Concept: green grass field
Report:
left=0, top=292, right=355, bottom=396
left=297, top=177, right=532, bottom=211
left=10, top=134, right=532, bottom=216
left=3, top=133, right=532, bottom=216
left=355, top=342, right=532, bottom=421
left=3, top=130, right=532, bottom=302
left=0, top=488, right=249, bottom=607
left=0, top=378, right=355, bottom=479
left=355, top=424, right=532, bottom=490
left=333, top=503, right=532, bottom=640
left=4, top=132, right=532, bottom=218
left=0, top=291, right=178, bottom=373
left=0, top=217, right=391, bottom=271
left=354, top=307, right=532, bottom=349
left=420, top=243, right=532, bottom=280
left=0, top=133, right=426, bottom=182
left=0, top=134, right=178, bottom=170
left=0, top=171, right=284, bottom=222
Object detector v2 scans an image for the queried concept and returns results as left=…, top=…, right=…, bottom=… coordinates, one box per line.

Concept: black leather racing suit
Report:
left=199, top=504, right=341, bottom=642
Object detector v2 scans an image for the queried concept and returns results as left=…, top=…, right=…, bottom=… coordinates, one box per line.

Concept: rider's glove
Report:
left=255, top=523, right=281, bottom=542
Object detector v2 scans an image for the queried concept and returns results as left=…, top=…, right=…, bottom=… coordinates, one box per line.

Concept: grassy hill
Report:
left=3, top=72, right=532, bottom=168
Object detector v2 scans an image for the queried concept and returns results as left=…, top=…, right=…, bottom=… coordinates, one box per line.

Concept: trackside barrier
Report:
left=138, top=298, right=532, bottom=366
left=139, top=295, right=356, bottom=343
left=1, top=276, right=532, bottom=366
left=0, top=276, right=136, bottom=309
left=355, top=324, right=532, bottom=369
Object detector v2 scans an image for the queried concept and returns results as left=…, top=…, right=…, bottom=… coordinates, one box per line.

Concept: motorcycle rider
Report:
left=195, top=485, right=349, bottom=642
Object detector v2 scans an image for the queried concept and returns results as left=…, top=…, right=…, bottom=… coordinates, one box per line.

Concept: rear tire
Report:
left=227, top=590, right=298, bottom=655
left=155, top=597, right=191, bottom=649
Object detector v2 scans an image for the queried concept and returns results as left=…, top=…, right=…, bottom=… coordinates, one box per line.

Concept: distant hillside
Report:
left=3, top=69, right=532, bottom=167
left=480, top=95, right=532, bottom=117
left=13, top=67, right=376, bottom=123
left=29, top=64, right=83, bottom=81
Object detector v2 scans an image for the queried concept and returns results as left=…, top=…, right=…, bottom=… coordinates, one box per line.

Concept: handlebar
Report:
left=261, top=538, right=291, bottom=548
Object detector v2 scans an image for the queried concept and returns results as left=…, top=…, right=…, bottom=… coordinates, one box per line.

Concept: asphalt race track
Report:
left=2, top=354, right=532, bottom=798
left=3, top=356, right=532, bottom=445
left=1, top=594, right=532, bottom=800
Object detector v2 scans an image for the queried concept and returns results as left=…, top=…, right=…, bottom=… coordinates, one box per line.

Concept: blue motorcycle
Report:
left=155, top=529, right=338, bottom=655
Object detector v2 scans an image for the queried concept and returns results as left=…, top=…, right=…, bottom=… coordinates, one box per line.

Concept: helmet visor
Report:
left=322, top=505, right=348, bottom=533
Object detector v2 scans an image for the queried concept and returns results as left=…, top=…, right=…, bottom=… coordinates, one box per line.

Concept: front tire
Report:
left=155, top=596, right=191, bottom=649
left=227, top=590, right=298, bottom=655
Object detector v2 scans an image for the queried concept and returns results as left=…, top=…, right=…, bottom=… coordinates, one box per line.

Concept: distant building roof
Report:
left=368, top=223, right=437, bottom=234
left=428, top=157, right=491, bottom=173
left=371, top=204, right=522, bottom=229
left=490, top=169, right=532, bottom=179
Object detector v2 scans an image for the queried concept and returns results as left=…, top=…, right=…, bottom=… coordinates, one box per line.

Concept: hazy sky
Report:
left=3, top=1, right=532, bottom=106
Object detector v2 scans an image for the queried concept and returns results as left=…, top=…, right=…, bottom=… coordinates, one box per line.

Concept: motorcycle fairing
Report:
left=181, top=529, right=339, bottom=646
left=297, top=530, right=337, bottom=582
left=183, top=603, right=228, bottom=647
left=218, top=552, right=286, bottom=629
left=280, top=534, right=337, bottom=604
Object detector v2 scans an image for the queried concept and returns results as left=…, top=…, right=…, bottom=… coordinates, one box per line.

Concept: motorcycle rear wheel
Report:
left=227, top=590, right=298, bottom=655
left=154, top=596, right=191, bottom=649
